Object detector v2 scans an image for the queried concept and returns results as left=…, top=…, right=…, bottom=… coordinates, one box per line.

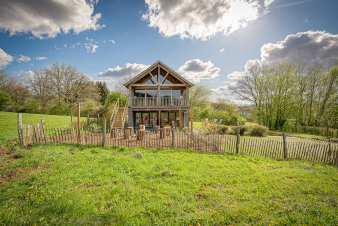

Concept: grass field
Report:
left=0, top=145, right=337, bottom=225
left=0, top=111, right=84, bottom=143
left=1, top=112, right=337, bottom=225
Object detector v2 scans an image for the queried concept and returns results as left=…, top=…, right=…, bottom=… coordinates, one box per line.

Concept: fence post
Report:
left=40, top=119, right=47, bottom=144
left=102, top=118, right=106, bottom=147
left=235, top=129, right=240, bottom=154
left=17, top=113, right=24, bottom=147
left=171, top=121, right=176, bottom=148
left=283, top=133, right=288, bottom=160
left=138, top=124, right=145, bottom=140
left=124, top=127, right=132, bottom=140
left=77, top=102, right=81, bottom=144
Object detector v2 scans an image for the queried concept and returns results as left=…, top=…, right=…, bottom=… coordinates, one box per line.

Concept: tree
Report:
left=96, top=81, right=109, bottom=105
left=189, top=85, right=211, bottom=121
left=0, top=90, right=11, bottom=110
left=233, top=62, right=338, bottom=131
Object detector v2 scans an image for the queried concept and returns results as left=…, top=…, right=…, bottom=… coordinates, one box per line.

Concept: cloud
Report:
left=143, top=0, right=274, bottom=40
left=211, top=71, right=245, bottom=103
left=17, top=55, right=31, bottom=63
left=0, top=0, right=103, bottom=38
left=219, top=48, right=225, bottom=53
left=98, top=63, right=149, bottom=78
left=0, top=48, right=13, bottom=68
left=178, top=59, right=221, bottom=82
left=35, top=56, right=48, bottom=61
left=84, top=37, right=99, bottom=53
left=259, top=30, right=338, bottom=68
left=97, top=63, right=149, bottom=91
left=213, top=30, right=338, bottom=104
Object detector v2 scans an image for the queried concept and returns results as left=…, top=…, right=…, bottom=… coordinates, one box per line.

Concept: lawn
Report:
left=0, top=111, right=84, bottom=143
left=0, top=144, right=337, bottom=225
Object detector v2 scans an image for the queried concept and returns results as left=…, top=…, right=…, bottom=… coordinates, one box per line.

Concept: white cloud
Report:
left=98, top=63, right=149, bottom=78
left=0, top=48, right=13, bottom=68
left=84, top=38, right=99, bottom=53
left=97, top=63, right=149, bottom=91
left=17, top=55, right=31, bottom=63
left=178, top=59, right=221, bottom=82
left=259, top=30, right=338, bottom=68
left=143, top=0, right=274, bottom=40
left=0, top=0, right=103, bottom=39
left=213, top=30, right=338, bottom=104
left=35, top=56, right=48, bottom=61
left=211, top=70, right=245, bottom=103
left=219, top=48, right=225, bottom=53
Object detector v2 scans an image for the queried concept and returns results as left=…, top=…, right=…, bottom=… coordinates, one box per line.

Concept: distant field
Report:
left=0, top=111, right=84, bottom=143
left=0, top=145, right=337, bottom=225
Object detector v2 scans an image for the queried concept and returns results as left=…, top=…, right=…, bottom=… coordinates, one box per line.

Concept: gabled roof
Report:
left=123, top=61, right=194, bottom=88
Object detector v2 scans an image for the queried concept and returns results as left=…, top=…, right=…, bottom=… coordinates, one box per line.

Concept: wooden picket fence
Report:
left=17, top=123, right=338, bottom=167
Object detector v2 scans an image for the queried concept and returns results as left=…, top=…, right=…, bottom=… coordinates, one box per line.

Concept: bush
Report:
left=218, top=125, right=229, bottom=134
left=249, top=125, right=268, bottom=137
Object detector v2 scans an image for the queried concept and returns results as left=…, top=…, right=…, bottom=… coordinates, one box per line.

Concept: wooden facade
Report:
left=123, top=61, right=193, bottom=129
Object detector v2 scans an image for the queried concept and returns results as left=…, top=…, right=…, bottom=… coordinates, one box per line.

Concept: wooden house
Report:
left=123, top=61, right=193, bottom=129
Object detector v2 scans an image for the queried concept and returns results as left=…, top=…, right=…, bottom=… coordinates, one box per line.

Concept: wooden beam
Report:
left=131, top=84, right=187, bottom=88
left=161, top=71, right=169, bottom=84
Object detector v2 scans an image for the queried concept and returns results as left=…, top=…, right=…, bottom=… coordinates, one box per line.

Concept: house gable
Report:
left=123, top=61, right=193, bottom=88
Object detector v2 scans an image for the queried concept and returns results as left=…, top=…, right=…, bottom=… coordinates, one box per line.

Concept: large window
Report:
left=172, top=89, right=182, bottom=98
left=134, top=89, right=146, bottom=97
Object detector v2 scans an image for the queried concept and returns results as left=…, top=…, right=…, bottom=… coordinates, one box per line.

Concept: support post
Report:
left=102, top=118, right=106, bottom=147
left=77, top=102, right=81, bottom=144
left=236, top=128, right=240, bottom=154
left=17, top=113, right=24, bottom=147
left=283, top=133, right=288, bottom=160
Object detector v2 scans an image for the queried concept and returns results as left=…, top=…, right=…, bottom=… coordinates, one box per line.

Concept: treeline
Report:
left=0, top=64, right=125, bottom=117
left=189, top=85, right=245, bottom=125
left=233, top=63, right=338, bottom=133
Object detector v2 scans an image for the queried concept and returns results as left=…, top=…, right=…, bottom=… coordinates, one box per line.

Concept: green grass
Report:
left=1, top=145, right=337, bottom=225
left=0, top=111, right=84, bottom=143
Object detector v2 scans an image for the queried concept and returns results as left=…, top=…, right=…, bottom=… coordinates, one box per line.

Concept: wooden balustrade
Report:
left=132, top=96, right=186, bottom=107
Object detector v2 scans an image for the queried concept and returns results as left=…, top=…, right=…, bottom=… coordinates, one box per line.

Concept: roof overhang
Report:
left=123, top=61, right=194, bottom=88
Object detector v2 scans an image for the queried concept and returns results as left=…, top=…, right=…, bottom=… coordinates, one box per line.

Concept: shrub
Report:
left=218, top=125, right=229, bottom=134
left=249, top=125, right=268, bottom=137
left=229, top=126, right=247, bottom=135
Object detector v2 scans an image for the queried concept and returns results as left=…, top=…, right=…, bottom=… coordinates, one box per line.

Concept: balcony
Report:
left=131, top=96, right=188, bottom=108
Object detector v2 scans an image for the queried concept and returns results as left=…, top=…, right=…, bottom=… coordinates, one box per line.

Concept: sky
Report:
left=0, top=0, right=338, bottom=101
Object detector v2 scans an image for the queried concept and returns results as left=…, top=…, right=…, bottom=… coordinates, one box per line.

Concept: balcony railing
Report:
left=132, top=96, right=187, bottom=107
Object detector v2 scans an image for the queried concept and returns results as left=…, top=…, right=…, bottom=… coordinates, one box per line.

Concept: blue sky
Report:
left=1, top=0, right=338, bottom=96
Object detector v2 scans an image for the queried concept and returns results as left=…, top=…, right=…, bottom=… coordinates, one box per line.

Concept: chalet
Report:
left=123, top=61, right=193, bottom=129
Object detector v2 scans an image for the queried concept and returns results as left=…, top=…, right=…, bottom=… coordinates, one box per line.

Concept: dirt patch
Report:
left=0, top=165, right=47, bottom=186
left=0, top=146, right=10, bottom=156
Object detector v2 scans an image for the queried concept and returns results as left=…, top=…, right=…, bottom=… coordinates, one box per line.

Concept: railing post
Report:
left=283, top=133, right=288, bottom=160
left=102, top=118, right=106, bottom=147
left=236, top=128, right=240, bottom=154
